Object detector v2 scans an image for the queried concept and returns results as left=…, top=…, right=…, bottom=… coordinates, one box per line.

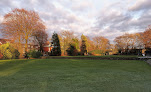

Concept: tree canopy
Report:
left=1, top=8, right=45, bottom=52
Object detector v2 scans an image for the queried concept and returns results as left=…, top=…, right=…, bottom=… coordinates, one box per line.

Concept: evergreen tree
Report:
left=66, top=43, right=78, bottom=56
left=51, top=32, right=61, bottom=56
left=66, top=38, right=79, bottom=56
left=80, top=34, right=87, bottom=55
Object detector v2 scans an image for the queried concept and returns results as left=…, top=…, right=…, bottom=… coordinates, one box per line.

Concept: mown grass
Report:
left=0, top=59, right=151, bottom=92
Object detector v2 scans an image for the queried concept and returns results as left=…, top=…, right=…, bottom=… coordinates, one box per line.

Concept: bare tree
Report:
left=32, top=24, right=48, bottom=52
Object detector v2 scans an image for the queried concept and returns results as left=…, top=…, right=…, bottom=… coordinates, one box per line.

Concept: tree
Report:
left=51, top=32, right=61, bottom=56
left=142, top=27, right=151, bottom=49
left=114, top=33, right=132, bottom=52
left=66, top=44, right=78, bottom=56
left=114, top=33, right=144, bottom=54
left=60, top=30, right=74, bottom=55
left=93, top=36, right=110, bottom=54
left=66, top=38, right=79, bottom=56
left=86, top=37, right=95, bottom=53
left=71, top=38, right=79, bottom=50
left=1, top=8, right=45, bottom=52
left=32, top=26, right=48, bottom=52
left=80, top=34, right=87, bottom=55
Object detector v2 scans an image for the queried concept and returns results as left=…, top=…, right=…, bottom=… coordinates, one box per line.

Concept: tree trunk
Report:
left=25, top=39, right=28, bottom=52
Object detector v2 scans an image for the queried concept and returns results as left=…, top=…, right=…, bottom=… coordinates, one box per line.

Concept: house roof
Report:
left=0, top=38, right=13, bottom=44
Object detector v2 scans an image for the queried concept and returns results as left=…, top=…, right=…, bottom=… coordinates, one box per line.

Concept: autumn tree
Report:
left=86, top=36, right=95, bottom=53
left=1, top=8, right=45, bottom=52
left=109, top=44, right=118, bottom=55
left=114, top=33, right=132, bottom=52
left=51, top=32, right=61, bottom=56
left=60, top=30, right=74, bottom=55
left=142, top=27, right=151, bottom=49
left=114, top=33, right=144, bottom=54
left=32, top=25, right=48, bottom=52
left=93, top=36, right=110, bottom=54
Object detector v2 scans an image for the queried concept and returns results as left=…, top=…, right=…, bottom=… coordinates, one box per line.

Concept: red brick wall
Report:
left=43, top=47, right=53, bottom=52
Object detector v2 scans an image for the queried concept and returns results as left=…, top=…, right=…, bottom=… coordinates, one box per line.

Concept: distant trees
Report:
left=2, top=8, right=151, bottom=57
left=51, top=32, right=61, bottom=56
left=114, top=33, right=144, bottom=55
left=1, top=8, right=46, bottom=53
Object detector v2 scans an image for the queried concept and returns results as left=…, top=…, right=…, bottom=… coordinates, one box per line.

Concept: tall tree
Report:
left=51, top=32, right=61, bottom=56
left=60, top=30, right=74, bottom=55
left=71, top=38, right=79, bottom=51
left=32, top=25, right=48, bottom=52
left=93, top=36, right=110, bottom=54
left=86, top=37, right=95, bottom=53
left=1, top=8, right=45, bottom=52
left=80, top=34, right=87, bottom=55
left=142, top=27, right=151, bottom=49
left=114, top=33, right=132, bottom=51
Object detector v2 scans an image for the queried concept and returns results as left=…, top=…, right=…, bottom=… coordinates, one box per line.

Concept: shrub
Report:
left=0, top=42, right=20, bottom=59
left=66, top=44, right=78, bottom=56
left=28, top=50, right=42, bottom=58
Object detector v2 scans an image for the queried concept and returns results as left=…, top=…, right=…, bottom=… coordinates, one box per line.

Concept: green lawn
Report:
left=0, top=59, right=151, bottom=92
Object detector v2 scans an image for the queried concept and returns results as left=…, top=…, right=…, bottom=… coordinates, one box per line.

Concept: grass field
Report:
left=0, top=59, right=151, bottom=92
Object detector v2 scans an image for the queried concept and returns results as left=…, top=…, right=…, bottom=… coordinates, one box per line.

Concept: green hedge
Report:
left=28, top=50, right=42, bottom=58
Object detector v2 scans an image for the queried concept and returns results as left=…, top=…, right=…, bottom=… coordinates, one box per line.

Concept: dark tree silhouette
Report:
left=80, top=34, right=87, bottom=55
left=51, top=32, right=61, bottom=56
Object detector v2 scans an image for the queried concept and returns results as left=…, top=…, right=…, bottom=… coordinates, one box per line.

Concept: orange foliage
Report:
left=1, top=8, right=45, bottom=52
left=142, top=28, right=151, bottom=49
left=93, top=36, right=110, bottom=53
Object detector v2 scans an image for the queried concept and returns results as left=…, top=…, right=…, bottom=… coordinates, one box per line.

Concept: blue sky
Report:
left=0, top=0, right=151, bottom=42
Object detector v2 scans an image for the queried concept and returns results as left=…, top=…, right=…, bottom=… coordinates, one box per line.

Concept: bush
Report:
left=0, top=42, right=20, bottom=59
left=28, top=50, right=42, bottom=58
left=66, top=44, right=78, bottom=56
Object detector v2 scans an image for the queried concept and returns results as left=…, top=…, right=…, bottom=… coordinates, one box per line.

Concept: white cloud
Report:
left=0, top=0, right=151, bottom=42
left=129, top=0, right=151, bottom=11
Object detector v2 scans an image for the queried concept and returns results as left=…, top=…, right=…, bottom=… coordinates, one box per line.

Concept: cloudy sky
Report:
left=0, top=0, right=151, bottom=42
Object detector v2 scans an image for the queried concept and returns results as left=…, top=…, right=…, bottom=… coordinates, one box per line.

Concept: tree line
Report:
left=0, top=8, right=151, bottom=58
left=114, top=26, right=151, bottom=55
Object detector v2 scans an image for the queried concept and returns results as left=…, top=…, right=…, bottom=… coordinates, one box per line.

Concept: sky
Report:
left=0, top=0, right=151, bottom=42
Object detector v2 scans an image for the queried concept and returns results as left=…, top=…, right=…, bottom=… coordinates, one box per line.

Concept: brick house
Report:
left=43, top=41, right=53, bottom=53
